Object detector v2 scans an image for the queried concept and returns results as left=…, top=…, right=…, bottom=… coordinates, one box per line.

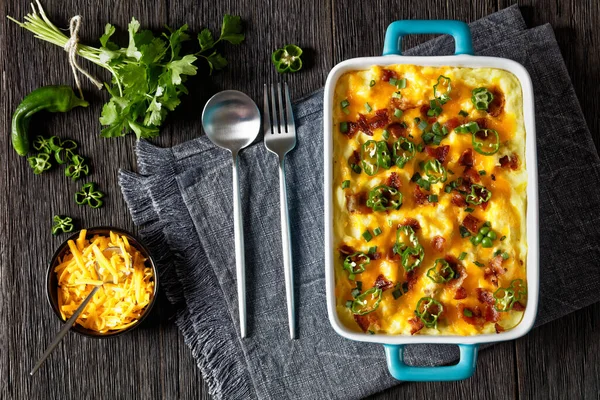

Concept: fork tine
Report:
left=263, top=84, right=272, bottom=135
left=284, top=83, right=295, bottom=135
left=277, top=83, right=286, bottom=133
left=270, top=84, right=279, bottom=133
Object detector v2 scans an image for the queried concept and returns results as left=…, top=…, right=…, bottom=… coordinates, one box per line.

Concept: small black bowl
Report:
left=46, top=226, right=159, bottom=338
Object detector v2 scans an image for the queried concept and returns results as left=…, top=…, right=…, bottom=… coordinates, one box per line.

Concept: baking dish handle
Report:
left=383, top=343, right=478, bottom=381
left=382, top=20, right=474, bottom=56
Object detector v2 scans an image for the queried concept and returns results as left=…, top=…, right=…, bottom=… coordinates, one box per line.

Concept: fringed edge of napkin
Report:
left=119, top=149, right=257, bottom=400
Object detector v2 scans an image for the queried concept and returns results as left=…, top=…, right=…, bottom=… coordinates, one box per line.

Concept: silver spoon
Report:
left=202, top=90, right=261, bottom=339
left=30, top=248, right=121, bottom=375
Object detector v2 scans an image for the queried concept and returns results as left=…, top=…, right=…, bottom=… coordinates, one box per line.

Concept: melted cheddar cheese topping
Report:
left=55, top=229, right=155, bottom=333
left=332, top=65, right=527, bottom=336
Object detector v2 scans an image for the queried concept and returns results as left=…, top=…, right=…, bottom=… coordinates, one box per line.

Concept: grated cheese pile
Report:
left=55, top=229, right=155, bottom=333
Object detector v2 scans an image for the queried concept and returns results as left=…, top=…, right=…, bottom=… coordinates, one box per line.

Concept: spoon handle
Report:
left=30, top=285, right=100, bottom=375
left=232, top=153, right=247, bottom=338
left=279, top=158, right=296, bottom=339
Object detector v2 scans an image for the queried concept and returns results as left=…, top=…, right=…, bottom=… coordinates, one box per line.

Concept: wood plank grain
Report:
left=515, top=303, right=600, bottom=400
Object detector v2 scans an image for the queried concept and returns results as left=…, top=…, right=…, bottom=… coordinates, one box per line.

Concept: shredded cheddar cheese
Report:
left=55, top=229, right=155, bottom=333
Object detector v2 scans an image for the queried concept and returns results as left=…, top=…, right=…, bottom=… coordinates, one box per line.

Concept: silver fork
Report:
left=263, top=83, right=297, bottom=339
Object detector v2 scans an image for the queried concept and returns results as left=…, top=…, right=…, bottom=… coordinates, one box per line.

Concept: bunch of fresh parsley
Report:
left=9, top=4, right=244, bottom=139
left=99, top=15, right=245, bottom=138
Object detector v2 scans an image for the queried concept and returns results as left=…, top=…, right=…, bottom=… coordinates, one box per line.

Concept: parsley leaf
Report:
left=168, top=55, right=198, bottom=85
left=198, top=29, right=215, bottom=50
left=220, top=15, right=245, bottom=44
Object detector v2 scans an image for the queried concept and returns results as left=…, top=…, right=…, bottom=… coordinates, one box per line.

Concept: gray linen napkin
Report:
left=119, top=5, right=600, bottom=400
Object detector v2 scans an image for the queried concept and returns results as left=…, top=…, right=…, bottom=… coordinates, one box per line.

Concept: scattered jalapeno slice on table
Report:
left=65, top=155, right=90, bottom=181
left=27, top=153, right=52, bottom=175
left=51, top=215, right=74, bottom=235
left=271, top=44, right=303, bottom=73
left=75, top=182, right=104, bottom=209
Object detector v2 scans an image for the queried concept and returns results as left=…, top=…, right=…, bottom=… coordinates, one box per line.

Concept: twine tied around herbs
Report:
left=63, top=15, right=103, bottom=99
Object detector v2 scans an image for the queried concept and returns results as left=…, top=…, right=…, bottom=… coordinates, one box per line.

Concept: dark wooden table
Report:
left=2, top=0, right=599, bottom=399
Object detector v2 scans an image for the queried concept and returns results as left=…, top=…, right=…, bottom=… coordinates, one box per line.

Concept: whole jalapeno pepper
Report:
left=11, top=85, right=88, bottom=156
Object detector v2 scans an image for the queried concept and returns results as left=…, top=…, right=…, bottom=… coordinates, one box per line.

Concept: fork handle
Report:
left=279, top=158, right=296, bottom=339
left=232, top=152, right=247, bottom=338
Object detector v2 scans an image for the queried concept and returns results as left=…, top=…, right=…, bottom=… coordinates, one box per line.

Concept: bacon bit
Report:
left=458, top=303, right=482, bottom=326
left=458, top=149, right=474, bottom=167
left=387, top=122, right=407, bottom=138
left=408, top=317, right=425, bottom=335
left=349, top=150, right=360, bottom=166
left=454, top=286, right=467, bottom=300
left=370, top=252, right=382, bottom=260
left=488, top=89, right=505, bottom=117
left=386, top=172, right=402, bottom=189
left=345, top=193, right=371, bottom=214
left=425, top=145, right=450, bottom=164
left=476, top=288, right=495, bottom=305
left=402, top=218, right=421, bottom=231
left=483, top=304, right=499, bottom=323
left=499, top=154, right=519, bottom=170
left=491, top=174, right=496, bottom=181
left=392, top=97, right=419, bottom=111
left=463, top=214, right=481, bottom=233
left=374, top=274, right=394, bottom=290
left=475, top=118, right=487, bottom=129
left=420, top=104, right=430, bottom=116
left=490, top=255, right=507, bottom=276
left=338, top=244, right=355, bottom=255
left=368, top=109, right=389, bottom=130
left=354, top=314, right=379, bottom=332
left=381, top=69, right=397, bottom=82
left=346, top=121, right=359, bottom=138
left=413, top=186, right=429, bottom=205
left=446, top=256, right=466, bottom=288
left=451, top=193, right=467, bottom=207
left=464, top=167, right=481, bottom=183
left=431, top=236, right=446, bottom=252
left=406, top=270, right=418, bottom=290
left=387, top=247, right=401, bottom=261
left=512, top=302, right=526, bottom=312
left=480, top=201, right=489, bottom=211
left=427, top=117, right=437, bottom=124
left=356, top=114, right=373, bottom=136
left=495, top=323, right=505, bottom=333
left=444, top=117, right=460, bottom=131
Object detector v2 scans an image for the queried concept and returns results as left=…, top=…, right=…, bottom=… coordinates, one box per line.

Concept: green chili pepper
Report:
left=271, top=44, right=303, bottom=73
left=366, top=185, right=402, bottom=212
left=392, top=137, right=416, bottom=168
left=11, top=86, right=88, bottom=156
left=376, top=141, right=392, bottom=169
left=454, top=121, right=479, bottom=134
left=54, top=139, right=78, bottom=164
left=493, top=287, right=516, bottom=312
left=27, top=153, right=52, bottom=175
left=471, top=87, right=494, bottom=111
left=394, top=226, right=424, bottom=272
left=510, top=279, right=527, bottom=300
left=433, top=75, right=452, bottom=104
left=343, top=252, right=370, bottom=275
left=466, top=184, right=492, bottom=205
left=51, top=215, right=74, bottom=235
left=426, top=259, right=455, bottom=283
left=75, top=182, right=104, bottom=208
left=33, top=135, right=53, bottom=154
left=423, top=159, right=447, bottom=184
left=351, top=287, right=383, bottom=315
left=472, top=128, right=500, bottom=155
left=415, top=297, right=444, bottom=328
left=361, top=140, right=379, bottom=176
left=494, top=280, right=527, bottom=312
left=65, top=155, right=90, bottom=181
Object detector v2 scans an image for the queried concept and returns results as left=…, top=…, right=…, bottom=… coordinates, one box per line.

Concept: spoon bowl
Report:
left=202, top=90, right=261, bottom=154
